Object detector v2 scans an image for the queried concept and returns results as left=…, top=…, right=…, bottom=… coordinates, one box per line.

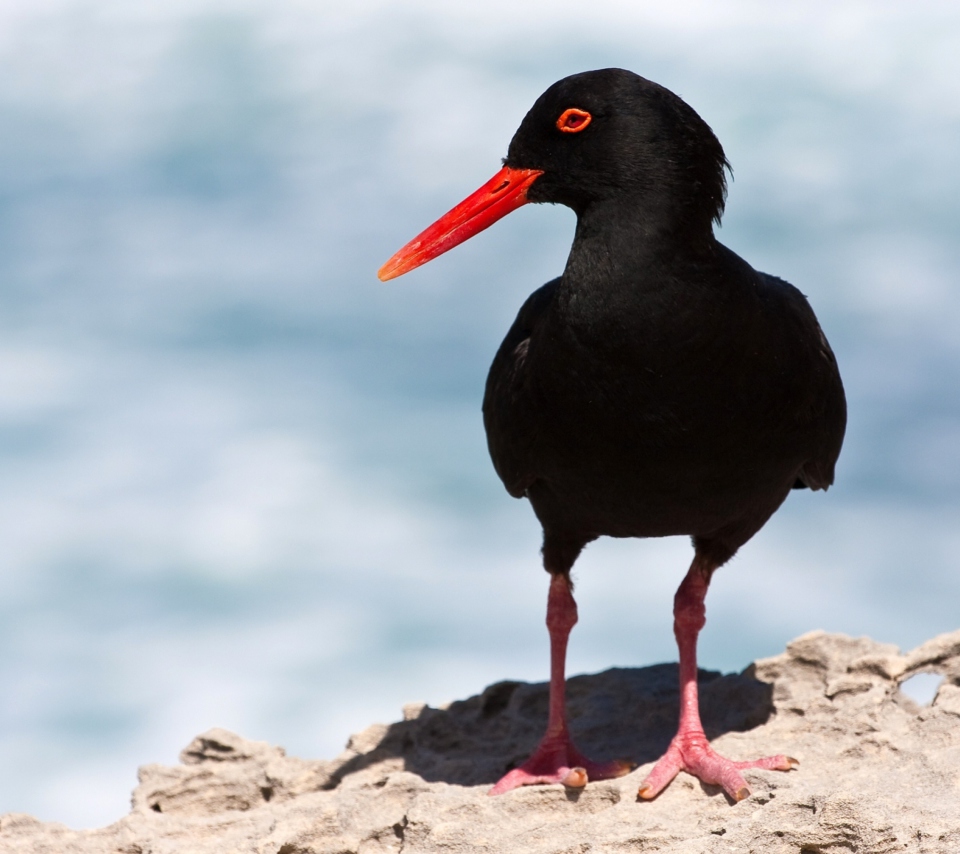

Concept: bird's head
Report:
left=506, top=69, right=728, bottom=223
left=378, top=68, right=728, bottom=282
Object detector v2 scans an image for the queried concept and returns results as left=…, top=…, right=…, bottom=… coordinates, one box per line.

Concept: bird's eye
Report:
left=556, top=108, right=592, bottom=134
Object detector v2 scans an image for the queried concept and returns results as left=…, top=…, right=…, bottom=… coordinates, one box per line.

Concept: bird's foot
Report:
left=489, top=731, right=633, bottom=795
left=637, top=730, right=797, bottom=802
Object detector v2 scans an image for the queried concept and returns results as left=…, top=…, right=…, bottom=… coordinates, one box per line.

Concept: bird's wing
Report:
left=762, top=274, right=847, bottom=492
left=482, top=278, right=560, bottom=498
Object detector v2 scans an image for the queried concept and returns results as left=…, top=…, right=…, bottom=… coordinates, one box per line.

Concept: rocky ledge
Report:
left=3, top=630, right=960, bottom=853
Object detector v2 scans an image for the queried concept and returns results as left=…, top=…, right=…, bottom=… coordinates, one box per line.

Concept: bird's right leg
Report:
left=489, top=571, right=632, bottom=794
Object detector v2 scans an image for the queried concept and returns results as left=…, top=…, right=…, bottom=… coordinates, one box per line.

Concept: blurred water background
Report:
left=0, top=0, right=958, bottom=828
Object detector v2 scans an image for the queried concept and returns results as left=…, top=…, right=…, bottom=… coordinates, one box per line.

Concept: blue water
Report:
left=0, top=1, right=958, bottom=827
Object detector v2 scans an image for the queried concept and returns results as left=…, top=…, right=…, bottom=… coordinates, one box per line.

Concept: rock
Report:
left=133, top=727, right=337, bottom=816
left=3, top=631, right=960, bottom=853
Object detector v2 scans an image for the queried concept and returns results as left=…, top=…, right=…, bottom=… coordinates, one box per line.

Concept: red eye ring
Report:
left=556, top=108, right=592, bottom=133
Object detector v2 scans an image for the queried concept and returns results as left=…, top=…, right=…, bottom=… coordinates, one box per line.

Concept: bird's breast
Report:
left=483, top=261, right=836, bottom=537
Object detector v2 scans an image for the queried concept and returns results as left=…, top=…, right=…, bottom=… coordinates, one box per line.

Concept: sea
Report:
left=0, top=0, right=958, bottom=827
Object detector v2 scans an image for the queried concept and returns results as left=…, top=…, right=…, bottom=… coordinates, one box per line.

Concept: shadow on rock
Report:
left=326, top=664, right=774, bottom=789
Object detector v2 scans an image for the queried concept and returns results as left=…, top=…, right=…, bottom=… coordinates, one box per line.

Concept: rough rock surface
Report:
left=4, top=630, right=960, bottom=853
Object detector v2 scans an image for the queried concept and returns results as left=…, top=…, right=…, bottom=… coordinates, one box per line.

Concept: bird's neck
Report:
left=560, top=200, right=717, bottom=301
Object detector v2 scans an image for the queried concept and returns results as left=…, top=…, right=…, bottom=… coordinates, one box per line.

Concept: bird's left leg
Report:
left=489, top=572, right=632, bottom=794
left=637, top=554, right=797, bottom=802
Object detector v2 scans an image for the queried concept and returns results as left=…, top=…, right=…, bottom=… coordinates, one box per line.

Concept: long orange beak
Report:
left=377, top=166, right=543, bottom=281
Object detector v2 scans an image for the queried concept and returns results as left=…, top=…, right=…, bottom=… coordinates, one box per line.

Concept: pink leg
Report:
left=489, top=573, right=632, bottom=795
left=638, top=556, right=797, bottom=802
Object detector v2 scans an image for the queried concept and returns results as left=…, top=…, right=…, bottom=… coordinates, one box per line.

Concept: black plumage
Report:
left=484, top=69, right=844, bottom=572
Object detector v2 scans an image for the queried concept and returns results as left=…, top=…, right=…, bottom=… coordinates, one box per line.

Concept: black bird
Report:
left=378, top=68, right=845, bottom=802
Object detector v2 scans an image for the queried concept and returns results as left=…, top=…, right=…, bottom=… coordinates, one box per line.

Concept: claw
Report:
left=489, top=736, right=633, bottom=794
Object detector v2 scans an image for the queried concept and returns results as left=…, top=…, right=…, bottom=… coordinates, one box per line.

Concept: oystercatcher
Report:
left=379, top=68, right=845, bottom=802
